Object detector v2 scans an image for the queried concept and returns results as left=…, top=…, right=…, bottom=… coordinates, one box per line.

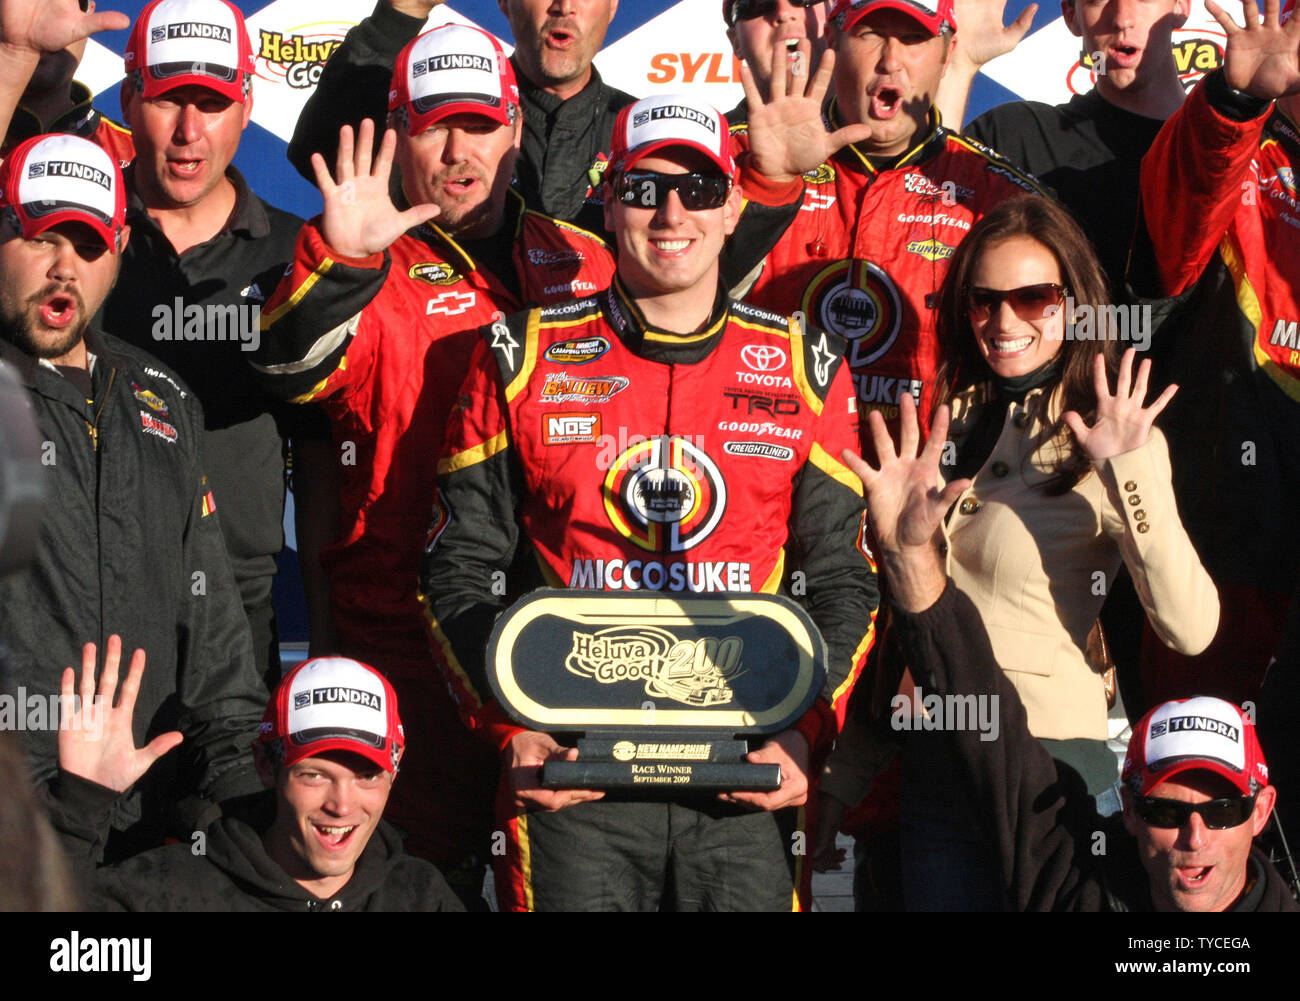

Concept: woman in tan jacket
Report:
left=895, top=195, right=1218, bottom=909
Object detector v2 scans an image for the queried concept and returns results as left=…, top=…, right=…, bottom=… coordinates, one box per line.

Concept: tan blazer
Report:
left=941, top=384, right=1219, bottom=741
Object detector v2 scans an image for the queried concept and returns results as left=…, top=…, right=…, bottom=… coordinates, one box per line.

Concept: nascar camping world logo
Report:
left=801, top=259, right=902, bottom=368
left=603, top=436, right=726, bottom=553
left=565, top=626, right=743, bottom=707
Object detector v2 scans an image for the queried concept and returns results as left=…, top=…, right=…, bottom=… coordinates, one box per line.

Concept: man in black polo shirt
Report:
left=941, top=0, right=1191, bottom=292
left=101, top=0, right=333, bottom=684
left=288, top=0, right=635, bottom=234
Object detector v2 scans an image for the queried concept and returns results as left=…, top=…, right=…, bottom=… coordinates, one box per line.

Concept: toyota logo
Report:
left=741, top=344, right=787, bottom=372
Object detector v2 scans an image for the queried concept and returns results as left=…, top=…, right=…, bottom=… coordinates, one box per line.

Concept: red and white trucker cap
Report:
left=1283, top=0, right=1295, bottom=24
left=124, top=0, right=255, bottom=103
left=389, top=23, right=519, bottom=135
left=257, top=657, right=405, bottom=774
left=1123, top=697, right=1269, bottom=797
left=608, top=94, right=735, bottom=177
left=830, top=0, right=956, bottom=35
left=0, top=135, right=126, bottom=251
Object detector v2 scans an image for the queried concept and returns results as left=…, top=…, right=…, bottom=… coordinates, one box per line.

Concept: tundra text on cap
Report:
left=1123, top=696, right=1269, bottom=797
left=124, top=0, right=255, bottom=104
left=830, top=0, right=956, bottom=36
left=258, top=657, right=405, bottom=774
left=389, top=24, right=519, bottom=135
left=0, top=135, right=126, bottom=251
left=608, top=94, right=735, bottom=178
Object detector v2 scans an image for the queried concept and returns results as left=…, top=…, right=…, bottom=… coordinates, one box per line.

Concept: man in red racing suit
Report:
left=1132, top=1, right=1300, bottom=709
left=252, top=24, right=616, bottom=902
left=740, top=0, right=1043, bottom=431
left=419, top=93, right=879, bottom=911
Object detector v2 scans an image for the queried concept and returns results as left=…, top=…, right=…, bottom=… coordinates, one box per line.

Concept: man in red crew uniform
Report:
left=253, top=23, right=615, bottom=906
left=739, top=0, right=1042, bottom=431
left=0, top=0, right=135, bottom=166
left=1133, top=0, right=1300, bottom=811
left=419, top=92, right=879, bottom=911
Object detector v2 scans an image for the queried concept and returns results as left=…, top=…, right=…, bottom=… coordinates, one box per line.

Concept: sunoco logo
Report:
left=906, top=239, right=954, bottom=262
left=565, top=626, right=743, bottom=707
left=259, top=29, right=345, bottom=89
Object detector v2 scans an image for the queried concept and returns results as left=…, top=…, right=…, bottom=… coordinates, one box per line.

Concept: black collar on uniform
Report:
left=413, top=186, right=528, bottom=275
left=828, top=97, right=948, bottom=175
left=512, top=58, right=607, bottom=116
left=600, top=277, right=731, bottom=364
left=0, top=325, right=114, bottom=396
left=123, top=163, right=271, bottom=241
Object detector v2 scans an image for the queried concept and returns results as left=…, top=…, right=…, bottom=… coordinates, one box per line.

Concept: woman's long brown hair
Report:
left=931, top=195, right=1118, bottom=492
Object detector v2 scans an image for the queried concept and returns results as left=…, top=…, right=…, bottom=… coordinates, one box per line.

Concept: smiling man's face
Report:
left=264, top=750, right=394, bottom=900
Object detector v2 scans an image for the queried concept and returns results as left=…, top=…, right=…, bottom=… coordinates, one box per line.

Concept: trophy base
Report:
left=541, top=732, right=781, bottom=791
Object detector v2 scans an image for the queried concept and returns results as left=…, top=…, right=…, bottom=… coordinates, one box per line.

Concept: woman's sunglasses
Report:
left=966, top=282, right=1068, bottom=323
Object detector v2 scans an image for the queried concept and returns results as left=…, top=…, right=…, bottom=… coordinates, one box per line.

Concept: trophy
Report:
left=485, top=589, right=826, bottom=791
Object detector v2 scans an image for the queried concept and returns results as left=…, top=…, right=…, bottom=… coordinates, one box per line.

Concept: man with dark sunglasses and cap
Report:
left=420, top=91, right=879, bottom=912
left=844, top=392, right=1296, bottom=911
left=44, top=639, right=462, bottom=910
left=0, top=133, right=268, bottom=862
left=0, top=0, right=135, bottom=166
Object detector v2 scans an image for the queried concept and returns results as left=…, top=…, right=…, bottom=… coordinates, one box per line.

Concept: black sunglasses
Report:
left=613, top=171, right=732, bottom=212
left=966, top=282, right=1068, bottom=322
left=726, top=0, right=824, bottom=25
left=1134, top=793, right=1258, bottom=830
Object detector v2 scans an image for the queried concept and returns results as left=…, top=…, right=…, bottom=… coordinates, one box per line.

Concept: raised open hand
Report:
left=742, top=39, right=873, bottom=181
left=1063, top=348, right=1178, bottom=463
left=0, top=0, right=129, bottom=56
left=312, top=119, right=440, bottom=258
left=58, top=635, right=183, bottom=794
left=842, top=393, right=971, bottom=555
left=1207, top=0, right=1300, bottom=99
left=951, top=0, right=1038, bottom=70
